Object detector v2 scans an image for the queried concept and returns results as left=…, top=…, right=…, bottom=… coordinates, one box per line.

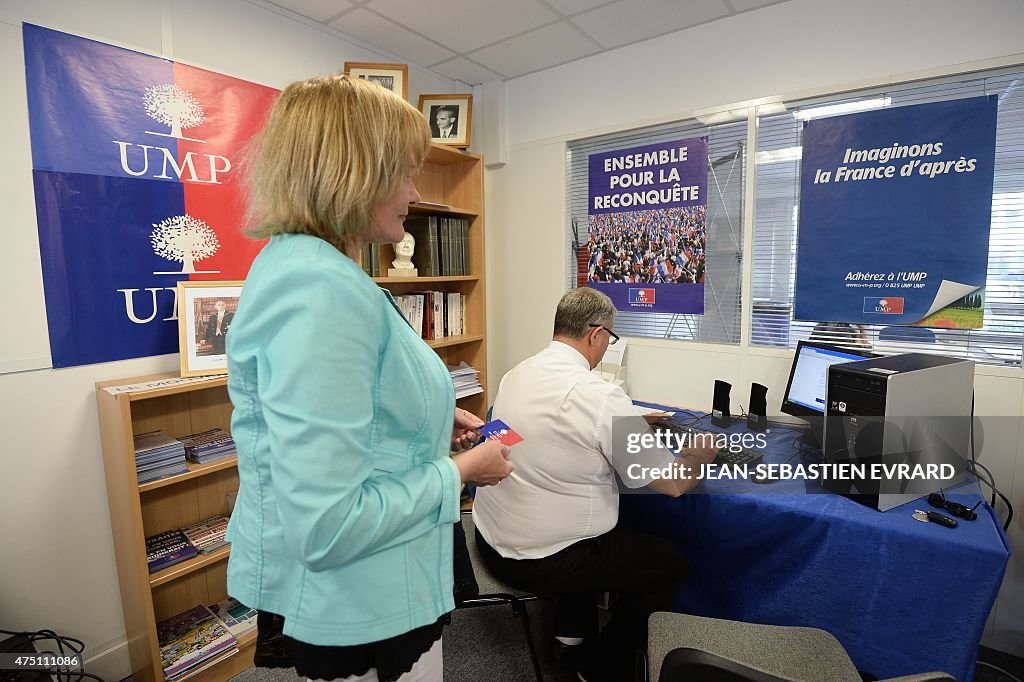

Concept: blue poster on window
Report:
left=795, top=96, right=997, bottom=328
left=587, top=137, right=707, bottom=315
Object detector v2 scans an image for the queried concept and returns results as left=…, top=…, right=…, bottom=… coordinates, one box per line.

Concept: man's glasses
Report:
left=928, top=490, right=980, bottom=521
left=589, top=324, right=620, bottom=345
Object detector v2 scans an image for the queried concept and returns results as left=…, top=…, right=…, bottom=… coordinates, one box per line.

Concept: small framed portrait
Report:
left=177, top=280, right=244, bottom=378
left=344, top=62, right=409, bottom=101
left=418, top=94, right=472, bottom=148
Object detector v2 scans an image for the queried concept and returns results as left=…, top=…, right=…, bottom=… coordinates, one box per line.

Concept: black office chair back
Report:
left=659, top=647, right=793, bottom=682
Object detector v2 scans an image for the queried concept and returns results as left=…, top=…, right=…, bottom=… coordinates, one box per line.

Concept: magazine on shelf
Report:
left=133, top=430, right=183, bottom=454
left=146, top=529, right=199, bottom=573
left=179, top=428, right=236, bottom=464
left=163, top=648, right=237, bottom=682
left=181, top=516, right=230, bottom=554
left=207, top=597, right=257, bottom=639
left=157, top=605, right=237, bottom=681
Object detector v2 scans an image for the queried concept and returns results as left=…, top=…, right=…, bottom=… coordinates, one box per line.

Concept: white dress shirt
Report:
left=473, top=341, right=652, bottom=559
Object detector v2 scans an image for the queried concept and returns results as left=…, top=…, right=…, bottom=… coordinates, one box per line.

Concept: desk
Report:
left=620, top=403, right=1010, bottom=682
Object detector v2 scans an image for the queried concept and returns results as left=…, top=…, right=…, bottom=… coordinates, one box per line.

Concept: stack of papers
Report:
left=180, top=429, right=236, bottom=464
left=134, top=430, right=188, bottom=484
left=448, top=362, right=483, bottom=399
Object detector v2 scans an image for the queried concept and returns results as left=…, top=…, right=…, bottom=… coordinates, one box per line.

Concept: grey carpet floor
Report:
left=224, top=605, right=1024, bottom=682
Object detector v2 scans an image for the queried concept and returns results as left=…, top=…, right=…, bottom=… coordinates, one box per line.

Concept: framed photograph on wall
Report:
left=344, top=61, right=409, bottom=101
left=418, top=94, right=472, bottom=148
left=177, top=280, right=244, bottom=377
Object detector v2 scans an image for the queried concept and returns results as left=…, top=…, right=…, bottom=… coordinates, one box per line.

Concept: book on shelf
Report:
left=404, top=215, right=468, bottom=277
left=390, top=291, right=465, bottom=340
left=181, top=515, right=230, bottom=555
left=207, top=597, right=257, bottom=639
left=146, top=529, right=199, bottom=574
left=157, top=605, right=238, bottom=681
left=361, top=243, right=381, bottom=277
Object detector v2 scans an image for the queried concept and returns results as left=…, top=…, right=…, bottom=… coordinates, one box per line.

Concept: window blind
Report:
left=566, top=117, right=747, bottom=343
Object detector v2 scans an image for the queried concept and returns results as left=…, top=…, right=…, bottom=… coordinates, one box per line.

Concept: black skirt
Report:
left=254, top=610, right=446, bottom=682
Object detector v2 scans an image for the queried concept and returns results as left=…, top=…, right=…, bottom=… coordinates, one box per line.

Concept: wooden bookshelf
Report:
left=375, top=143, right=489, bottom=419
left=96, top=373, right=251, bottom=682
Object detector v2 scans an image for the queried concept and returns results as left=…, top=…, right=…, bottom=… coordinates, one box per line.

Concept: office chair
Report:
left=457, top=512, right=545, bottom=681
left=647, top=612, right=953, bottom=682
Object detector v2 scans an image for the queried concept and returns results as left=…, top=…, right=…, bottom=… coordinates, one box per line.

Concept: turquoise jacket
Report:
left=225, top=233, right=461, bottom=646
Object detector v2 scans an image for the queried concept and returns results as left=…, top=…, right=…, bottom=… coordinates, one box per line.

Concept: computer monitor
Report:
left=780, top=340, right=874, bottom=447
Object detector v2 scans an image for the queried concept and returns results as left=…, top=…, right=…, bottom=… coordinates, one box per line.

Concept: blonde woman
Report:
left=225, top=75, right=512, bottom=682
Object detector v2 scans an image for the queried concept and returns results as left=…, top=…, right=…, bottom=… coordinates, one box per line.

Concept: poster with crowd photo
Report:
left=24, top=24, right=279, bottom=367
left=795, top=96, right=997, bottom=328
left=587, top=137, right=708, bottom=315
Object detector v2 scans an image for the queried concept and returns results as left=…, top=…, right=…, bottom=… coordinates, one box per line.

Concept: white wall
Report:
left=0, top=1, right=457, bottom=678
left=485, top=0, right=1024, bottom=655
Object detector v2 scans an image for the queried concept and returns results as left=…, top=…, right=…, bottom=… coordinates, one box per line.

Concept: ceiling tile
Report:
left=727, top=0, right=790, bottom=12
left=267, top=0, right=353, bottom=22
left=366, top=0, right=558, bottom=54
left=470, top=22, right=599, bottom=78
left=429, top=57, right=502, bottom=85
left=572, top=0, right=729, bottom=49
left=546, top=0, right=619, bottom=17
left=330, top=9, right=456, bottom=66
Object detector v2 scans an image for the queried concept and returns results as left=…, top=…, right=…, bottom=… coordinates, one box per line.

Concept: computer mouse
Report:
left=751, top=472, right=775, bottom=484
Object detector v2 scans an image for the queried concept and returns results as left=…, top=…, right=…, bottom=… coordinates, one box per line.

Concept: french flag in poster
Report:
left=23, top=24, right=279, bottom=367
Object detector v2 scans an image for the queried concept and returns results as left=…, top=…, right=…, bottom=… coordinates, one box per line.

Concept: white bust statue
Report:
left=392, top=231, right=416, bottom=269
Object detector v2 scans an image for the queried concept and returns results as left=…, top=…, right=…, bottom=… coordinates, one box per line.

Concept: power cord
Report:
left=975, top=661, right=1024, bottom=682
left=0, top=628, right=105, bottom=682
left=967, top=393, right=1013, bottom=532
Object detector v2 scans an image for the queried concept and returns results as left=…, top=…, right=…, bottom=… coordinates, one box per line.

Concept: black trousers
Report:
left=475, top=525, right=687, bottom=677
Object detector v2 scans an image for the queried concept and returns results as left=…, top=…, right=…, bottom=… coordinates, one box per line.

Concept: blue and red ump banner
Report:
left=24, top=24, right=279, bottom=367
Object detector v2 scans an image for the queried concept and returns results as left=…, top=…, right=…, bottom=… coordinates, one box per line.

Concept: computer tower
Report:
left=822, top=353, right=973, bottom=511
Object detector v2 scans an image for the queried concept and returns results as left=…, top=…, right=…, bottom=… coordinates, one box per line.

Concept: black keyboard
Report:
left=652, top=420, right=764, bottom=468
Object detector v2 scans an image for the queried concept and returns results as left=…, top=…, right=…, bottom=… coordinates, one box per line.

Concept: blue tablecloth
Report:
left=620, top=403, right=1011, bottom=682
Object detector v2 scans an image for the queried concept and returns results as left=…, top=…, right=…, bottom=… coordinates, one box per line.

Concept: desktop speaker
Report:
left=711, top=380, right=732, bottom=427
left=747, top=383, right=768, bottom=432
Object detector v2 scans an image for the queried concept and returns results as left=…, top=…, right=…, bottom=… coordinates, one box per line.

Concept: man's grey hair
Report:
left=553, top=288, right=616, bottom=339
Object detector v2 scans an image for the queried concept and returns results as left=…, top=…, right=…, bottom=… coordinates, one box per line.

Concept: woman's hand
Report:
left=453, top=439, right=512, bottom=487
left=451, top=407, right=485, bottom=452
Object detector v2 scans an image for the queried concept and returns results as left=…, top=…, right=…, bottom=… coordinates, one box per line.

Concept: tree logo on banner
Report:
left=150, top=214, right=221, bottom=274
left=143, top=84, right=206, bottom=141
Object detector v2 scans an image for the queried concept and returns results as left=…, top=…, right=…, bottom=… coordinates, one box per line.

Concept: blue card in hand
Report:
left=479, top=419, right=524, bottom=446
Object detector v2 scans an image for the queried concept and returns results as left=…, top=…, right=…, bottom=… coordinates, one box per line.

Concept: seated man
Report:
left=472, top=288, right=718, bottom=682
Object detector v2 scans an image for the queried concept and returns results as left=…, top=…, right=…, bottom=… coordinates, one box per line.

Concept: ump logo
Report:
left=863, top=297, right=904, bottom=314
left=629, top=288, right=656, bottom=307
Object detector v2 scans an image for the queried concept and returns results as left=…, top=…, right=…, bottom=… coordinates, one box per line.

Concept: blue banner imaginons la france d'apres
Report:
left=795, top=96, right=997, bottom=329
left=587, top=137, right=708, bottom=315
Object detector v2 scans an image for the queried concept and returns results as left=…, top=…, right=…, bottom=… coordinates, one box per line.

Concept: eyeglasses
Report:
left=928, top=490, right=980, bottom=521
left=589, top=324, right=620, bottom=345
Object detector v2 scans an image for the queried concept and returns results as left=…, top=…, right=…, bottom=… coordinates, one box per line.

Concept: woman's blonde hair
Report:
left=245, top=74, right=431, bottom=250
